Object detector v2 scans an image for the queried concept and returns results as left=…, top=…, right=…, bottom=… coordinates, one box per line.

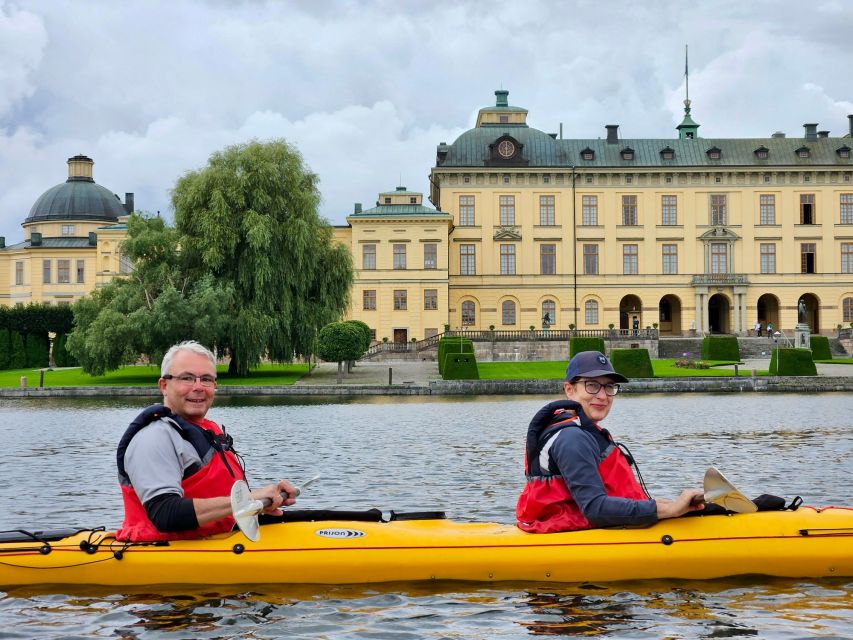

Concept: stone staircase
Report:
left=658, top=335, right=849, bottom=359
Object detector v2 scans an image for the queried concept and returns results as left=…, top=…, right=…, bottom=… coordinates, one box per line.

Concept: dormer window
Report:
left=409, top=197, right=417, bottom=204
left=796, top=146, right=810, bottom=159
left=384, top=197, right=391, bottom=204
left=707, top=147, right=722, bottom=160
left=543, top=175, right=550, bottom=183
left=499, top=115, right=509, bottom=123
left=660, top=147, right=675, bottom=160
left=621, top=147, right=634, bottom=161
left=837, top=146, right=851, bottom=159
left=754, top=146, right=769, bottom=160
left=580, top=147, right=595, bottom=161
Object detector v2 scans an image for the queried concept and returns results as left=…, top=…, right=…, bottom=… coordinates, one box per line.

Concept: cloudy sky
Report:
left=1, top=0, right=851, bottom=240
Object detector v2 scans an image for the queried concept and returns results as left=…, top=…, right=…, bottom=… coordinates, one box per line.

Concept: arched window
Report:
left=659, top=298, right=672, bottom=322
left=843, top=297, right=853, bottom=323
left=461, top=301, right=475, bottom=326
left=542, top=300, right=556, bottom=326
left=584, top=300, right=599, bottom=325
left=502, top=300, right=516, bottom=325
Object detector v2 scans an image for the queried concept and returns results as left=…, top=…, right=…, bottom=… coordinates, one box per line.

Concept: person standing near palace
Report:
left=115, top=340, right=298, bottom=541
left=517, top=351, right=703, bottom=533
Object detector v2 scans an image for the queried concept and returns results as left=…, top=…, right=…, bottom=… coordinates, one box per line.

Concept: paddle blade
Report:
left=703, top=467, right=758, bottom=514
left=230, top=480, right=261, bottom=542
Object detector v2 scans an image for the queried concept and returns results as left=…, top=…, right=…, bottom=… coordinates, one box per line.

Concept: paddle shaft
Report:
left=259, top=474, right=321, bottom=508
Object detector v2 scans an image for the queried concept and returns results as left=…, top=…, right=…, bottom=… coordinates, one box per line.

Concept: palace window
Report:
left=583, top=244, right=599, bottom=275
left=423, top=243, right=437, bottom=269
left=760, top=243, right=776, bottom=274
left=838, top=147, right=851, bottom=159
left=119, top=253, right=133, bottom=273
left=43, top=260, right=51, bottom=284
left=58, top=259, right=70, bottom=283
left=393, top=289, right=407, bottom=310
left=710, top=194, right=727, bottom=226
left=540, top=244, right=556, bottom=275
left=542, top=300, right=555, bottom=326
left=800, top=243, right=816, bottom=274
left=499, top=195, right=515, bottom=225
left=363, top=290, right=376, bottom=310
left=622, top=195, right=637, bottom=225
left=500, top=244, right=516, bottom=275
left=15, top=261, right=23, bottom=285
left=461, top=301, right=476, bottom=326
left=707, top=147, right=722, bottom=160
left=800, top=194, right=815, bottom=224
left=621, top=148, right=634, bottom=160
left=424, top=289, right=438, bottom=310
left=384, top=197, right=391, bottom=204
left=582, top=195, right=598, bottom=225
left=539, top=195, right=555, bottom=225
left=501, top=300, right=516, bottom=325
left=711, top=243, right=728, bottom=274
left=392, top=244, right=407, bottom=269
left=76, top=259, right=85, bottom=283
left=543, top=175, right=550, bottom=184
left=841, top=194, right=853, bottom=224
left=460, top=244, right=476, bottom=275
left=585, top=300, right=599, bottom=325
left=459, top=195, right=475, bottom=226
left=661, top=195, right=677, bottom=225
left=362, top=244, right=376, bottom=270
left=844, top=297, right=853, bottom=323
left=760, top=194, right=776, bottom=225
left=623, top=244, right=638, bottom=275
left=61, top=224, right=75, bottom=236
left=662, top=244, right=678, bottom=274
left=842, top=243, right=853, bottom=274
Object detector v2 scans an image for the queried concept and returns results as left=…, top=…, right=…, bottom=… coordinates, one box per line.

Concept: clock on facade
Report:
left=497, top=139, right=516, bottom=158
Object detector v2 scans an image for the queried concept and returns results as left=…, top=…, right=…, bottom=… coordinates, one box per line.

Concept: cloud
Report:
left=1, top=0, right=852, bottom=242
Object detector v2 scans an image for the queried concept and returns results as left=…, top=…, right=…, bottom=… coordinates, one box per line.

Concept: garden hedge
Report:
left=441, top=350, right=479, bottom=380
left=610, top=348, right=654, bottom=379
left=438, top=337, right=474, bottom=375
left=569, top=336, right=606, bottom=359
left=701, top=335, right=740, bottom=361
left=809, top=335, right=832, bottom=361
left=768, top=348, right=817, bottom=376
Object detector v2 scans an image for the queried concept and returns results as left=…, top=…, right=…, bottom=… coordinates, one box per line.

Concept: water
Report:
left=1, top=393, right=851, bottom=638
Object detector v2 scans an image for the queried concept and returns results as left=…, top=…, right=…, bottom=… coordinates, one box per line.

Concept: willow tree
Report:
left=173, top=140, right=353, bottom=375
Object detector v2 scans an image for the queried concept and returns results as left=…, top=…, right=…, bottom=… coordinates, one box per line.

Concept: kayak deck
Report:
left=1, top=507, right=851, bottom=587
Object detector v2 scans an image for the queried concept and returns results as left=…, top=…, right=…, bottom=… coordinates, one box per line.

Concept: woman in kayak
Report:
left=517, top=351, right=704, bottom=533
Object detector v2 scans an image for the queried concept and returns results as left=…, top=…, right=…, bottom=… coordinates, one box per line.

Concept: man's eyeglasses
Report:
left=162, top=373, right=217, bottom=388
left=578, top=380, right=620, bottom=396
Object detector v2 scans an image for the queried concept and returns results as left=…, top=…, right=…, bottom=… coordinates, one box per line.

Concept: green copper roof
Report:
left=349, top=203, right=452, bottom=218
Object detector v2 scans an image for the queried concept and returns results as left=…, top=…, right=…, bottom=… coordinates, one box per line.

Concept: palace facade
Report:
left=337, top=90, right=853, bottom=341
left=0, top=155, right=132, bottom=307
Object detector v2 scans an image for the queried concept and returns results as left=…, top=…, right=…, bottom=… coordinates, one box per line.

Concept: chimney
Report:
left=0, top=237, right=5, bottom=249
left=848, top=114, right=853, bottom=137
left=354, top=203, right=362, bottom=214
left=31, top=232, right=42, bottom=246
left=818, top=131, right=829, bottom=138
left=124, top=192, right=134, bottom=214
left=605, top=124, right=619, bottom=144
left=803, top=123, right=818, bottom=140
left=495, top=89, right=509, bottom=107
left=771, top=131, right=786, bottom=138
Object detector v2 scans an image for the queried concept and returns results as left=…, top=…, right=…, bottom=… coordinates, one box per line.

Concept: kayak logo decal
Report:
left=315, top=528, right=366, bottom=539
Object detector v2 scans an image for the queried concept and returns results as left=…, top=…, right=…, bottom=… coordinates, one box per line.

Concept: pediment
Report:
left=493, top=226, right=522, bottom=240
left=699, top=227, right=740, bottom=240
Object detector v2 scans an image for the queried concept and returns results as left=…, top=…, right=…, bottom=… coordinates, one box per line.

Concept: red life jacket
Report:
left=116, top=404, right=246, bottom=542
left=516, top=400, right=648, bottom=533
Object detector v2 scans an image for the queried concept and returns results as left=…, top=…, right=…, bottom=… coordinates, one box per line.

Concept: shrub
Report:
left=438, top=337, right=474, bottom=375
left=810, top=335, right=832, bottom=361
left=569, top=336, right=606, bottom=359
left=442, top=350, right=479, bottom=380
left=701, top=335, right=740, bottom=361
left=610, top=348, right=653, bottom=379
left=25, top=333, right=49, bottom=368
left=769, top=348, right=817, bottom=376
left=9, top=331, right=26, bottom=369
left=345, top=320, right=373, bottom=351
left=0, top=329, right=10, bottom=370
left=53, top=333, right=77, bottom=367
left=674, top=357, right=710, bottom=369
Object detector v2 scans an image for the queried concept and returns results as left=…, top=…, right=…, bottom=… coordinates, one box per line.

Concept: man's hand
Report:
left=655, top=489, right=705, bottom=520
left=250, top=480, right=298, bottom=516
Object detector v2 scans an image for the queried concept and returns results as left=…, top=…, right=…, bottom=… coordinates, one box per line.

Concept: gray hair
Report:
left=160, top=341, right=217, bottom=377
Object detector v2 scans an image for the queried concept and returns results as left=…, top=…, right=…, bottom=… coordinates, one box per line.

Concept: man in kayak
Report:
left=517, top=351, right=704, bottom=533
left=115, top=340, right=298, bottom=541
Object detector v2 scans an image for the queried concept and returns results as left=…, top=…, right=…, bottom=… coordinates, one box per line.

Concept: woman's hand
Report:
left=655, top=489, right=705, bottom=520
left=250, top=480, right=298, bottom=515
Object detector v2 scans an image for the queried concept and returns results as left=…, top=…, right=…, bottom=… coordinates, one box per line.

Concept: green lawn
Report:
left=477, top=359, right=769, bottom=380
left=815, top=358, right=853, bottom=364
left=0, top=363, right=310, bottom=388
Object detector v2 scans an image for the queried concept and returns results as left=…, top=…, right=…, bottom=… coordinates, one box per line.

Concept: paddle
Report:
left=690, top=466, right=758, bottom=513
left=231, top=474, right=322, bottom=542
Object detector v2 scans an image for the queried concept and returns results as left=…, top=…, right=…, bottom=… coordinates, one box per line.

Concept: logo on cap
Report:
left=598, top=355, right=607, bottom=364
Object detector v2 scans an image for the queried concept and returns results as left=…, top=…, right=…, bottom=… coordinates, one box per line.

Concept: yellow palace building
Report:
left=0, top=155, right=132, bottom=307
left=337, top=90, right=853, bottom=342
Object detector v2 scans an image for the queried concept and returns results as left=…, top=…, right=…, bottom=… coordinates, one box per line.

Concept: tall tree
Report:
left=316, top=322, right=366, bottom=384
left=173, top=139, right=353, bottom=375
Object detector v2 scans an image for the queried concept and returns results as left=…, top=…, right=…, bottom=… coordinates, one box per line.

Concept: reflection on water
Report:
left=1, top=393, right=852, bottom=638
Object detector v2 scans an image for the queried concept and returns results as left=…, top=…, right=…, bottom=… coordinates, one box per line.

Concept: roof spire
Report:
left=677, top=45, right=700, bottom=140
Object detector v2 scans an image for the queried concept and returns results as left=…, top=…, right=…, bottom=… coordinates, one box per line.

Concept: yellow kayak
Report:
left=1, top=507, right=851, bottom=587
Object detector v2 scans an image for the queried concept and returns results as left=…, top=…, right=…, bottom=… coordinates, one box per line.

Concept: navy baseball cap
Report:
left=565, top=351, right=628, bottom=383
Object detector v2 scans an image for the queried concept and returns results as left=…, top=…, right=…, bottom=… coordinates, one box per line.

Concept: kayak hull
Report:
left=1, top=507, right=851, bottom=587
